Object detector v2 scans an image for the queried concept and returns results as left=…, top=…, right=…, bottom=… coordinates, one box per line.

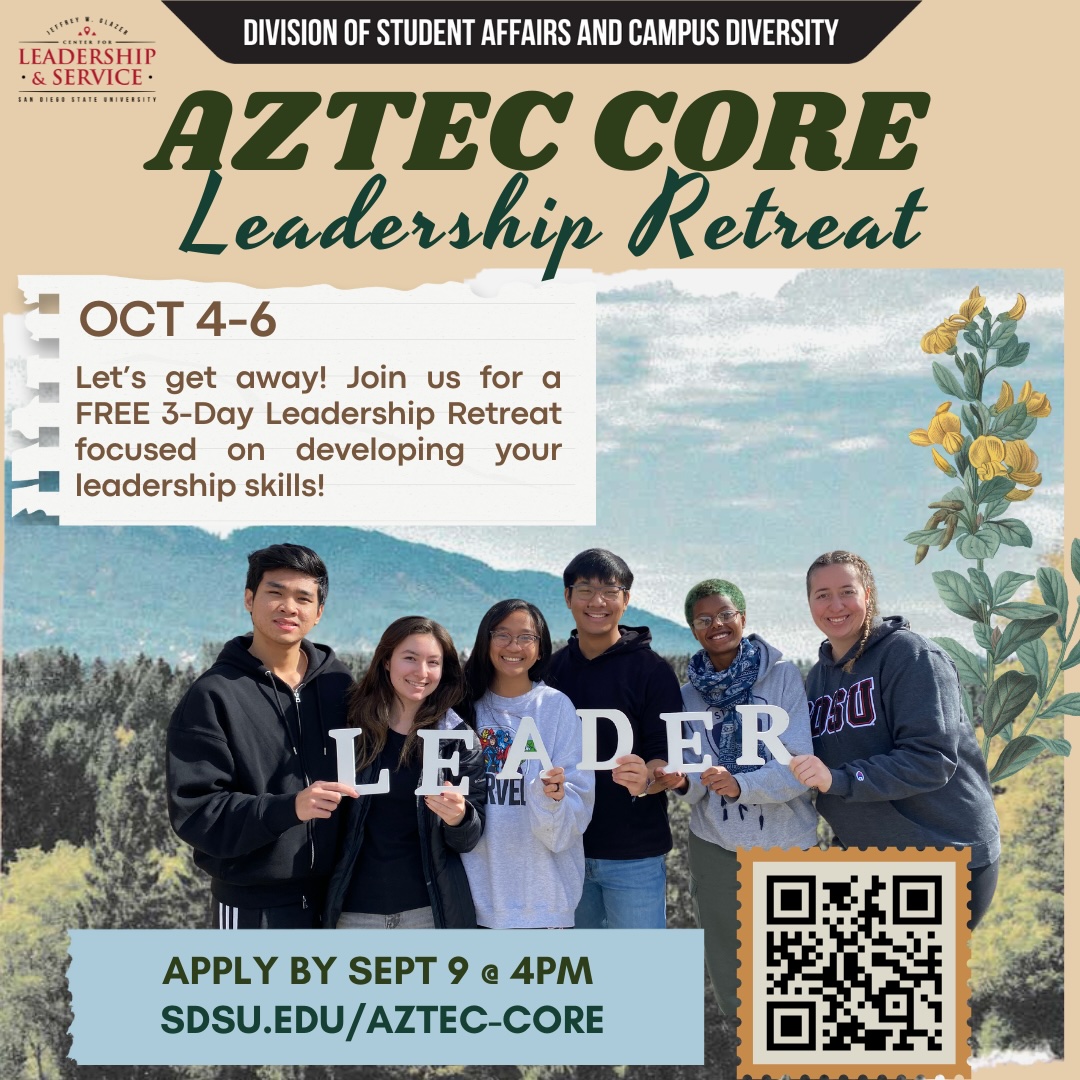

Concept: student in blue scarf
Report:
left=669, top=578, right=818, bottom=1015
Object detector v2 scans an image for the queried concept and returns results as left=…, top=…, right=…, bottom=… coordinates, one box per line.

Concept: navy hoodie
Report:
left=546, top=626, right=681, bottom=860
left=806, top=616, right=1000, bottom=868
left=167, top=634, right=352, bottom=907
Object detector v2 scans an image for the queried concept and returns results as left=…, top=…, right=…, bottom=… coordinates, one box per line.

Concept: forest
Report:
left=0, top=643, right=1064, bottom=1079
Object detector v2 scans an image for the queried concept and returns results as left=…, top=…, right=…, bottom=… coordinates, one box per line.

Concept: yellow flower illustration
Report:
left=968, top=435, right=1008, bottom=481
left=993, top=381, right=1014, bottom=413
left=1018, top=380, right=1051, bottom=417
left=959, top=286, right=986, bottom=322
left=909, top=402, right=964, bottom=454
left=931, top=448, right=955, bottom=475
left=1003, top=440, right=1042, bottom=500
left=920, top=287, right=985, bottom=354
left=1006, top=293, right=1027, bottom=321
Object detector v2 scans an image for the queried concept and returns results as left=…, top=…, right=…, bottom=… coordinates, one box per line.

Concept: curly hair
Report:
left=806, top=551, right=878, bottom=674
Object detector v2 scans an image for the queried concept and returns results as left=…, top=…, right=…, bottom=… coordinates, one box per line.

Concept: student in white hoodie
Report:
left=458, top=599, right=594, bottom=929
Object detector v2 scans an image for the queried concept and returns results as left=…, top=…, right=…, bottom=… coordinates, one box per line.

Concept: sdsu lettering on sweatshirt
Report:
left=806, top=616, right=999, bottom=868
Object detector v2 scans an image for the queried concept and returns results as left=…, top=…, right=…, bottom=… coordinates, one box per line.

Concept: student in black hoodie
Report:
left=546, top=549, right=683, bottom=928
left=167, top=544, right=356, bottom=928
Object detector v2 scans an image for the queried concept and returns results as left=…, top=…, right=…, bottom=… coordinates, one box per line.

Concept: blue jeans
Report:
left=574, top=855, right=667, bottom=929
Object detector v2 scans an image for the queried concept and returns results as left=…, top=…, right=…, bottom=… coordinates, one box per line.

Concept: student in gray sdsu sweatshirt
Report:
left=666, top=578, right=817, bottom=1016
left=790, top=551, right=1000, bottom=928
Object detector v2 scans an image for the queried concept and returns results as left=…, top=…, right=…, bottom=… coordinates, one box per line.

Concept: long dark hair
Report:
left=806, top=550, right=878, bottom=673
left=458, top=599, right=552, bottom=725
left=347, top=616, right=463, bottom=768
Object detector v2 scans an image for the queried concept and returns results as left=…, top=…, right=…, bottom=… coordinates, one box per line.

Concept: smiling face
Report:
left=244, top=569, right=323, bottom=655
left=808, top=562, right=870, bottom=659
left=386, top=633, right=444, bottom=716
left=564, top=576, right=631, bottom=658
left=488, top=608, right=540, bottom=696
left=691, top=593, right=746, bottom=671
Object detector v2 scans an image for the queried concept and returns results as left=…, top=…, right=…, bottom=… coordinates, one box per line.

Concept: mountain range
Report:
left=4, top=475, right=691, bottom=663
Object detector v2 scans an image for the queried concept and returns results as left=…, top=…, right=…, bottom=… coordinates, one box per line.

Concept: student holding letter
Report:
left=166, top=544, right=355, bottom=929
left=324, top=616, right=486, bottom=930
left=458, top=599, right=594, bottom=929
left=669, top=577, right=817, bottom=1015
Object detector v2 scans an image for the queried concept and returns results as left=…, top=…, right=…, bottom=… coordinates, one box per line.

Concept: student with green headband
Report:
left=669, top=577, right=818, bottom=1016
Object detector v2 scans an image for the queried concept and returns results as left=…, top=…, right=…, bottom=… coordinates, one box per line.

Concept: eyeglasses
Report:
left=490, top=631, right=540, bottom=647
left=691, top=611, right=742, bottom=630
left=569, top=585, right=628, bottom=602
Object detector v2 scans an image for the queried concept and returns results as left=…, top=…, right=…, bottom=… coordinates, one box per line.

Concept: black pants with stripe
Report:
left=212, top=897, right=318, bottom=929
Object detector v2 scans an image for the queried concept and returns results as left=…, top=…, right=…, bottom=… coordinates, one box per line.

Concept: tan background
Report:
left=2, top=0, right=1075, bottom=1076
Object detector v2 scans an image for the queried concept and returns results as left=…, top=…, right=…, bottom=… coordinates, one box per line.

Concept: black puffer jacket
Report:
left=166, top=635, right=351, bottom=908
left=325, top=715, right=487, bottom=929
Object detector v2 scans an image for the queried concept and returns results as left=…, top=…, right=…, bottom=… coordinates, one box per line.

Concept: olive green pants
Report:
left=688, top=830, right=739, bottom=1016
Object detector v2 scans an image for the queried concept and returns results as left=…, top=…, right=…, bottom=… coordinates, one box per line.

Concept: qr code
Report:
left=737, top=846, right=971, bottom=1080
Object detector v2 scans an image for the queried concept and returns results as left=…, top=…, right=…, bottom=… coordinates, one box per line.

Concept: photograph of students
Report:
left=324, top=617, right=486, bottom=930
left=166, top=544, right=356, bottom=929
left=668, top=577, right=818, bottom=1015
left=457, top=599, right=594, bottom=929
left=545, top=549, right=682, bottom=929
left=790, top=550, right=1001, bottom=927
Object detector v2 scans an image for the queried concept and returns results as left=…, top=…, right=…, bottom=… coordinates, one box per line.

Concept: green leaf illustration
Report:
left=932, top=361, right=965, bottom=399
left=1030, top=735, right=1071, bottom=757
left=1059, top=640, right=1080, bottom=671
left=931, top=570, right=984, bottom=621
left=984, top=519, right=1033, bottom=548
left=932, top=636, right=986, bottom=686
left=905, top=528, right=947, bottom=546
left=1037, top=692, right=1080, bottom=718
left=981, top=496, right=1011, bottom=523
left=1071, top=538, right=1080, bottom=585
left=984, top=671, right=1039, bottom=737
left=988, top=320, right=1017, bottom=347
left=1016, top=639, right=1050, bottom=695
left=977, top=475, right=1015, bottom=504
left=989, top=735, right=1048, bottom=781
left=963, top=357, right=981, bottom=399
left=967, top=568, right=993, bottom=605
left=996, top=340, right=1029, bottom=368
left=993, top=601, right=1057, bottom=622
left=973, top=621, right=993, bottom=651
left=992, top=570, right=1035, bottom=606
left=957, top=530, right=1001, bottom=560
left=1035, top=566, right=1068, bottom=640
left=990, top=402, right=1038, bottom=441
left=995, top=612, right=1058, bottom=662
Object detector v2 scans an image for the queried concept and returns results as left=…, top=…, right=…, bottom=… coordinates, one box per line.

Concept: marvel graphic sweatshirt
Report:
left=460, top=682, right=594, bottom=928
left=806, top=616, right=1000, bottom=868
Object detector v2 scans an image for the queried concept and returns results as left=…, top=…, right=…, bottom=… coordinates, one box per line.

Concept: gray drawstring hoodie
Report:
left=806, top=616, right=1000, bottom=868
left=678, top=634, right=818, bottom=850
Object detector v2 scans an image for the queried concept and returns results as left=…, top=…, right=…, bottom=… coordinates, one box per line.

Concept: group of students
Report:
left=166, top=542, right=1000, bottom=1015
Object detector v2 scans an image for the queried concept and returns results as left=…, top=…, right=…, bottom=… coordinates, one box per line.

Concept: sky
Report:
left=380, top=267, right=1066, bottom=660
left=5, top=267, right=1065, bottom=661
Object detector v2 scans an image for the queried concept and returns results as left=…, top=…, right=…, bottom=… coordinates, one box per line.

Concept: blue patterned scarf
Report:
left=685, top=636, right=763, bottom=776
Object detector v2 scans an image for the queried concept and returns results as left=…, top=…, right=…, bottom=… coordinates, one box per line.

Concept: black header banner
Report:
left=162, top=1, right=920, bottom=65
